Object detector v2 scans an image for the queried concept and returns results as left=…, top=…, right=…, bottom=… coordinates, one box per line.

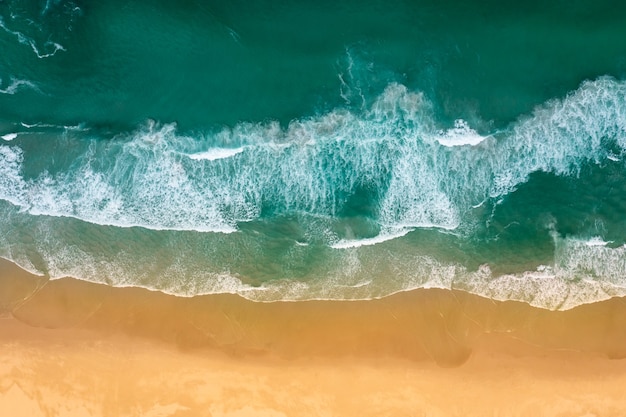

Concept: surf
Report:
left=0, top=77, right=625, bottom=237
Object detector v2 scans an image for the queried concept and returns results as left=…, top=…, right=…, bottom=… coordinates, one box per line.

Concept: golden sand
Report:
left=1, top=258, right=626, bottom=416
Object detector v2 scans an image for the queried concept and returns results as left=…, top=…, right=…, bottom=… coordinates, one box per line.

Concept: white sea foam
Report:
left=1, top=133, right=17, bottom=141
left=0, top=17, right=28, bottom=44
left=19, top=122, right=87, bottom=131
left=435, top=119, right=489, bottom=147
left=0, top=146, right=27, bottom=207
left=584, top=236, right=612, bottom=247
left=187, top=147, right=245, bottom=161
left=30, top=41, right=66, bottom=59
left=0, top=78, right=38, bottom=95
left=0, top=16, right=65, bottom=59
left=331, top=228, right=413, bottom=249
left=459, top=234, right=626, bottom=310
left=40, top=235, right=626, bottom=310
left=26, top=252, right=626, bottom=310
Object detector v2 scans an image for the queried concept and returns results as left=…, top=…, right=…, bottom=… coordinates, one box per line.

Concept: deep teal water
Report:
left=1, top=0, right=626, bottom=309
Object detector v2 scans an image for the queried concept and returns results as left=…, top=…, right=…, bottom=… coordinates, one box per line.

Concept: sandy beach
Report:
left=2, top=258, right=626, bottom=416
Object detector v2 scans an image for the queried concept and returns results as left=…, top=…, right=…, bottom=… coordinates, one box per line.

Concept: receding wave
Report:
left=1, top=212, right=625, bottom=310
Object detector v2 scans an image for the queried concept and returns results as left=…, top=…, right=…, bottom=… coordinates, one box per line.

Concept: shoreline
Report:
left=2, top=259, right=626, bottom=415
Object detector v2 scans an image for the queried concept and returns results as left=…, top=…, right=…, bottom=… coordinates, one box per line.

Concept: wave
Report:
left=0, top=77, right=625, bottom=240
left=187, top=147, right=246, bottom=161
left=2, top=217, right=623, bottom=310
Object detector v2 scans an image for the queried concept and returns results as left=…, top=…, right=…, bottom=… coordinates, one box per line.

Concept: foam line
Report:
left=0, top=78, right=38, bottom=95
left=435, top=119, right=490, bottom=147
left=1, top=133, right=18, bottom=141
left=331, top=228, right=413, bottom=249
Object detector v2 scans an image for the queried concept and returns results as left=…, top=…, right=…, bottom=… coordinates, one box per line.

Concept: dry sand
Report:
left=1, top=258, right=626, bottom=416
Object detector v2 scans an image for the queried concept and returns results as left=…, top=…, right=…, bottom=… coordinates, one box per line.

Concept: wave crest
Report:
left=0, top=77, right=625, bottom=240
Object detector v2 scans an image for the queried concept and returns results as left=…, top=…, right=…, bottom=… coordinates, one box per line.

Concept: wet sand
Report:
left=2, top=258, right=626, bottom=416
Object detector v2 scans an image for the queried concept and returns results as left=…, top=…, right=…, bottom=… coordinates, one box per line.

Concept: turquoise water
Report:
left=1, top=0, right=626, bottom=309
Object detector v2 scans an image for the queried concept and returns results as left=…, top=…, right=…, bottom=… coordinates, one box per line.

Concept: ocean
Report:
left=1, top=0, right=626, bottom=310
